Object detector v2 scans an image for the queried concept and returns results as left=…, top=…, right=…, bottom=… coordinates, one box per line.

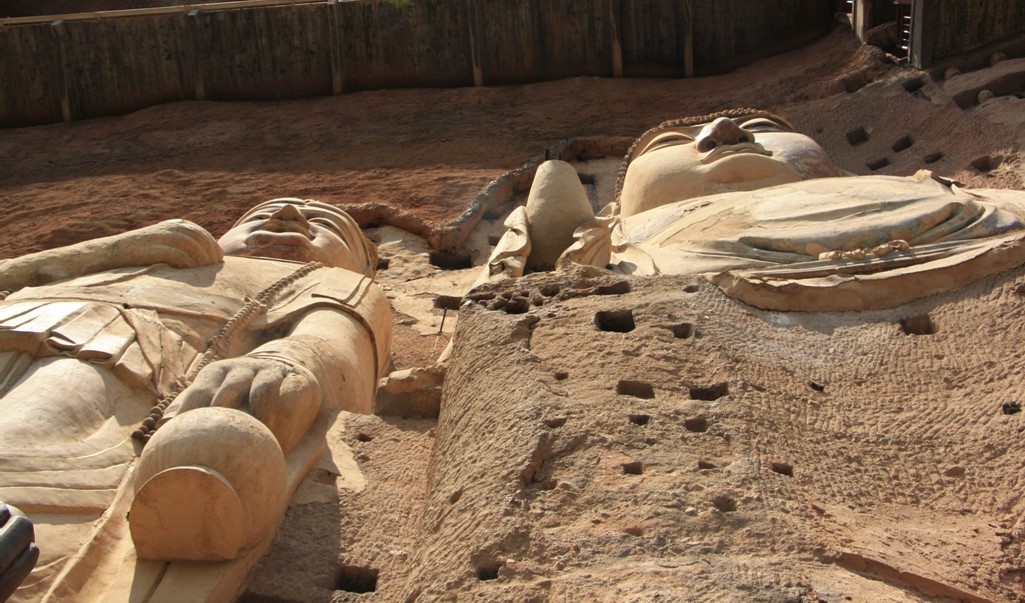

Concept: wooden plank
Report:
left=0, top=0, right=321, bottom=25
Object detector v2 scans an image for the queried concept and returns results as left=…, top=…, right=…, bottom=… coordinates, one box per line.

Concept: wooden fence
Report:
left=1, top=0, right=835, bottom=127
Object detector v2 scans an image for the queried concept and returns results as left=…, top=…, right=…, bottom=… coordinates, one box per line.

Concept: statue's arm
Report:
left=171, top=305, right=380, bottom=453
left=0, top=219, right=223, bottom=291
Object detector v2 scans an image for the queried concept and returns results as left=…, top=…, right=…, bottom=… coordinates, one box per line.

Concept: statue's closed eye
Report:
left=309, top=217, right=344, bottom=236
left=740, top=118, right=788, bottom=133
left=645, top=135, right=694, bottom=153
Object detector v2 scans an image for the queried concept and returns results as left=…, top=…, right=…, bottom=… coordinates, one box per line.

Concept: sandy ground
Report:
left=2, top=26, right=1021, bottom=265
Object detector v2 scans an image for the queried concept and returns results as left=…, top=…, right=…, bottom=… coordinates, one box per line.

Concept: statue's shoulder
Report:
left=769, top=172, right=952, bottom=198
left=261, top=264, right=386, bottom=324
left=317, top=265, right=383, bottom=299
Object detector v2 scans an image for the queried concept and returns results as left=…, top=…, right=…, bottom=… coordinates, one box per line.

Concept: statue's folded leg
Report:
left=523, top=160, right=596, bottom=271
left=129, top=407, right=287, bottom=561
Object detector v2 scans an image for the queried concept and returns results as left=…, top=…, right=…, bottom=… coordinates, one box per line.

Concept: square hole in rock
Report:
left=846, top=126, right=869, bottom=146
left=902, top=77, right=926, bottom=94
left=238, top=594, right=304, bottom=603
left=335, top=565, right=379, bottom=593
left=684, top=415, right=708, bottom=433
left=596, top=281, right=631, bottom=295
left=628, top=414, right=651, bottom=425
left=428, top=250, right=472, bottom=270
left=972, top=154, right=1003, bottom=172
left=617, top=380, right=655, bottom=399
left=476, top=560, right=502, bottom=581
left=689, top=382, right=729, bottom=401
left=866, top=157, right=890, bottom=171
left=899, top=314, right=936, bottom=335
left=662, top=323, right=694, bottom=339
left=595, top=309, right=635, bottom=332
left=622, top=461, right=644, bottom=475
left=892, top=135, right=913, bottom=153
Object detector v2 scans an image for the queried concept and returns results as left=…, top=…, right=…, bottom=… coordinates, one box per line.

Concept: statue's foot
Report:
left=129, top=407, right=287, bottom=561
left=129, top=466, right=244, bottom=561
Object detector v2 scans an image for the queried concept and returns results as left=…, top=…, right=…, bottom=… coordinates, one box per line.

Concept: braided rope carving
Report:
left=131, top=261, right=324, bottom=446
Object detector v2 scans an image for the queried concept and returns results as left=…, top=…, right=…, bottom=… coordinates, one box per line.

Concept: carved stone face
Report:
left=219, top=198, right=375, bottom=276
left=619, top=115, right=843, bottom=217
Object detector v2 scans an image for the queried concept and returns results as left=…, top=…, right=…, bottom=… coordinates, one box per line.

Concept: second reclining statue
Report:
left=483, top=109, right=1025, bottom=311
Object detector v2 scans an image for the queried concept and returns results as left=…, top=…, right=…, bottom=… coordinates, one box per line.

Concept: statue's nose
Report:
left=269, top=203, right=309, bottom=227
left=696, top=118, right=753, bottom=153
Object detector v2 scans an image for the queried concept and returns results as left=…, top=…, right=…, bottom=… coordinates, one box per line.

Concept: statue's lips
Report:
left=244, top=230, right=313, bottom=247
left=704, top=151, right=797, bottom=185
left=700, top=142, right=772, bottom=165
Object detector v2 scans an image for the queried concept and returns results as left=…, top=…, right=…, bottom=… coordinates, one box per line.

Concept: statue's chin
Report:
left=704, top=153, right=802, bottom=186
left=620, top=153, right=808, bottom=217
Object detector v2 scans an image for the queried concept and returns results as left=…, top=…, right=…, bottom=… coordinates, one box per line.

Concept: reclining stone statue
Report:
left=482, top=109, right=1025, bottom=310
left=0, top=199, right=391, bottom=601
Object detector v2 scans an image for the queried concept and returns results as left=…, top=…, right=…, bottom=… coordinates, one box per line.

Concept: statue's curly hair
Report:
left=613, top=108, right=794, bottom=203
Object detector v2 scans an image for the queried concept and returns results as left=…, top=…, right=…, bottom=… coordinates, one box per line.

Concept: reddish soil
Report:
left=3, top=26, right=1020, bottom=264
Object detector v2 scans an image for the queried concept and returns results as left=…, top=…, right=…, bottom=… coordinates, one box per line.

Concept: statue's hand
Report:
left=174, top=357, right=321, bottom=453
left=125, top=219, right=224, bottom=268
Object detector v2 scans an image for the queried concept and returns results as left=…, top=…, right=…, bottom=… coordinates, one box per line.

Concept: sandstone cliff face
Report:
left=246, top=263, right=1025, bottom=602
left=423, top=267, right=1025, bottom=601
